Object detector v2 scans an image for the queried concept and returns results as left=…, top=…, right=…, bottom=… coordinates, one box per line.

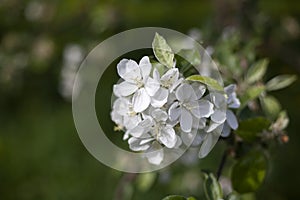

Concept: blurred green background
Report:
left=1, top=0, right=300, bottom=199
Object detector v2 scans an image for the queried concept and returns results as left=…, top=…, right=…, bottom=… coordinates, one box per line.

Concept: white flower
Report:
left=169, top=83, right=214, bottom=133
left=225, top=84, right=240, bottom=108
left=220, top=84, right=240, bottom=137
left=150, top=68, right=183, bottom=108
left=128, top=109, right=177, bottom=149
left=113, top=56, right=160, bottom=112
left=206, top=84, right=240, bottom=136
left=111, top=97, right=141, bottom=139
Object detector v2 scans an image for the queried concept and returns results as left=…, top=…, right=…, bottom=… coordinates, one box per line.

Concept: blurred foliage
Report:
left=0, top=0, right=300, bottom=200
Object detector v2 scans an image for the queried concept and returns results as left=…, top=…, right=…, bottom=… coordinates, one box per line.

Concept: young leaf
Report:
left=266, top=75, right=297, bottom=91
left=203, top=172, right=223, bottom=200
left=231, top=151, right=267, bottom=193
left=246, top=59, right=269, bottom=84
left=260, top=95, right=281, bottom=120
left=186, top=75, right=224, bottom=91
left=234, top=117, right=271, bottom=142
left=239, top=85, right=265, bottom=110
left=152, top=33, right=174, bottom=68
left=162, top=195, right=187, bottom=200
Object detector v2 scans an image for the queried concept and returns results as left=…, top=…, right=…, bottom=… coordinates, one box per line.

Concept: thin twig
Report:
left=216, top=149, right=228, bottom=180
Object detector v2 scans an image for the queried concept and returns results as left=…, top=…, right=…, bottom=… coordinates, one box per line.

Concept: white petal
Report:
left=133, top=88, right=151, bottom=112
left=111, top=110, right=123, bottom=125
left=124, top=115, right=141, bottom=130
left=128, top=137, right=151, bottom=151
left=116, top=59, right=129, bottom=78
left=199, top=126, right=222, bottom=158
left=175, top=83, right=192, bottom=102
left=168, top=102, right=180, bottom=121
left=140, top=138, right=155, bottom=145
left=226, top=110, right=238, bottom=130
left=151, top=109, right=168, bottom=122
left=139, top=56, right=152, bottom=79
left=192, top=130, right=206, bottom=146
left=113, top=98, right=130, bottom=115
left=145, top=77, right=160, bottom=96
left=170, top=77, right=183, bottom=93
left=181, top=132, right=195, bottom=146
left=174, top=135, right=182, bottom=148
left=145, top=148, right=164, bottom=165
left=144, top=142, right=164, bottom=165
left=129, top=125, right=145, bottom=138
left=189, top=101, right=200, bottom=118
left=206, top=121, right=221, bottom=132
left=224, top=84, right=236, bottom=95
left=221, top=122, right=231, bottom=137
left=151, top=87, right=168, bottom=107
left=211, top=110, right=226, bottom=123
left=193, top=117, right=206, bottom=129
left=198, top=100, right=214, bottom=118
left=117, top=59, right=141, bottom=83
left=191, top=82, right=206, bottom=99
left=153, top=68, right=160, bottom=81
left=211, top=93, right=227, bottom=108
left=113, top=82, right=138, bottom=97
left=228, top=95, right=241, bottom=109
left=160, top=68, right=179, bottom=87
left=159, top=125, right=177, bottom=148
left=180, top=108, right=193, bottom=132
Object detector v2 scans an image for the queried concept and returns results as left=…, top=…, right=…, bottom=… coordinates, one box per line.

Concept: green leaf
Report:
left=266, top=75, right=297, bottom=91
left=260, top=95, right=281, bottom=120
left=176, top=49, right=201, bottom=67
left=152, top=33, right=174, bottom=68
left=162, top=195, right=187, bottom=200
left=232, top=151, right=267, bottom=193
left=186, top=75, right=224, bottom=91
left=203, top=172, right=223, bottom=200
left=136, top=172, right=157, bottom=192
left=234, top=117, right=271, bottom=142
left=246, top=59, right=269, bottom=84
left=239, top=85, right=265, bottom=110
left=151, top=61, right=166, bottom=75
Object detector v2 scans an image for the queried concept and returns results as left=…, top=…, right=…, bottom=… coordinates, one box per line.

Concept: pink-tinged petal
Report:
left=113, top=81, right=138, bottom=97
left=133, top=88, right=151, bottom=112
left=180, top=107, right=193, bottom=132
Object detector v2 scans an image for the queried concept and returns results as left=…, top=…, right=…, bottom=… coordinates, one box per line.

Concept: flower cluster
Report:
left=111, top=54, right=240, bottom=165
